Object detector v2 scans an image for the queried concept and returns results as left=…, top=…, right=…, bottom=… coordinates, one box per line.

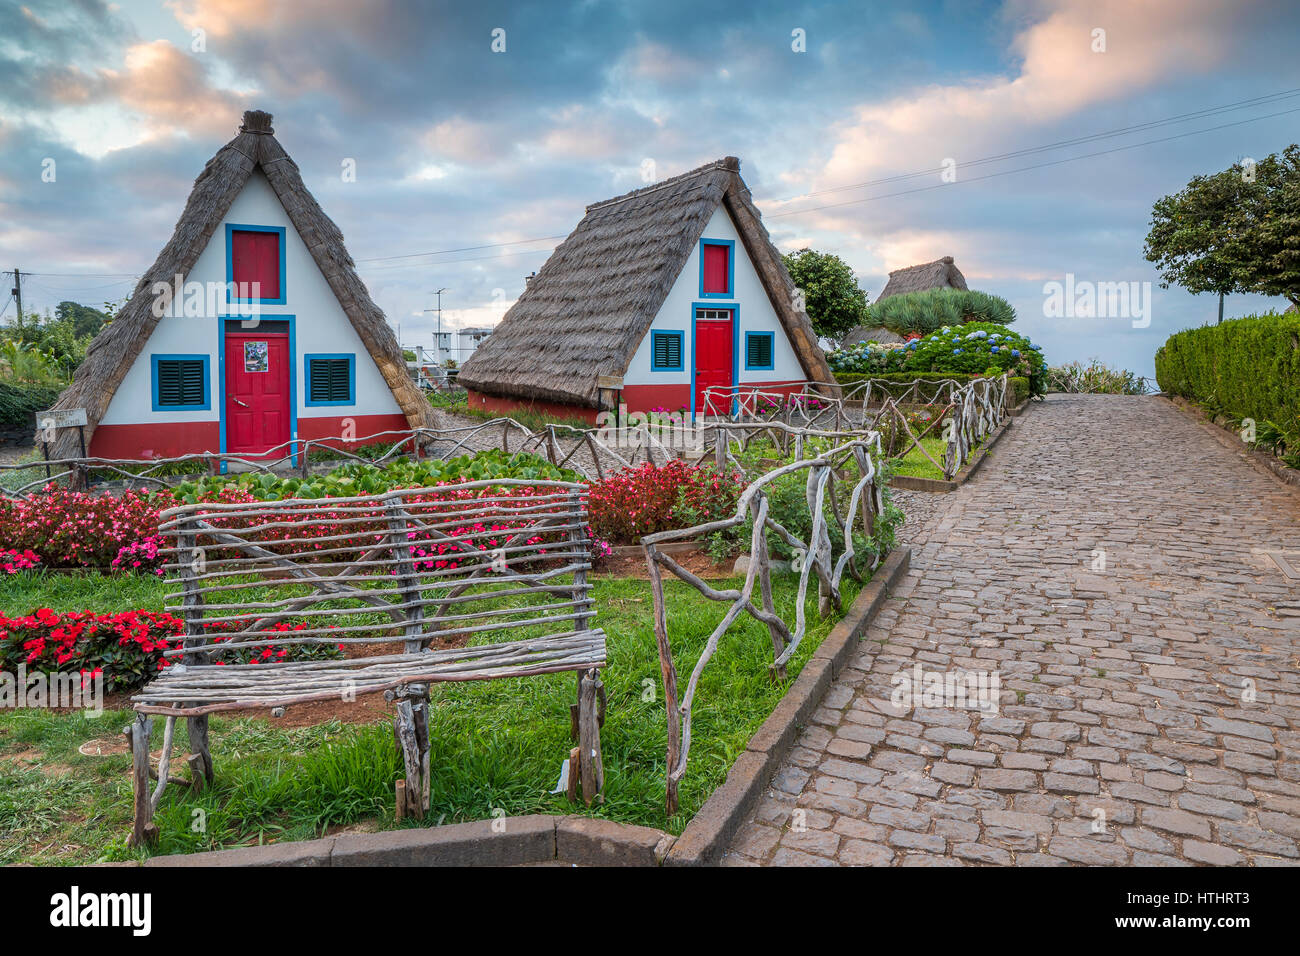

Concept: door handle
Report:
left=233, top=398, right=249, bottom=407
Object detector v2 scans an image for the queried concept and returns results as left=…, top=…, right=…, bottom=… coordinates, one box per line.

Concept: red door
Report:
left=694, top=309, right=733, bottom=417
left=225, top=333, right=291, bottom=457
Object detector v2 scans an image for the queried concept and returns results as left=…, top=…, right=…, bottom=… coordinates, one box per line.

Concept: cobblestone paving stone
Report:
left=722, top=394, right=1300, bottom=866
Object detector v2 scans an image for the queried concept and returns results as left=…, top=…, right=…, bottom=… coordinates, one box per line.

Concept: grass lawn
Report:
left=890, top=435, right=989, bottom=481
left=891, top=436, right=949, bottom=480
left=0, top=568, right=862, bottom=865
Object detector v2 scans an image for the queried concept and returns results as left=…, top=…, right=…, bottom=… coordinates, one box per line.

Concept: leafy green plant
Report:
left=870, top=288, right=1016, bottom=335
left=1044, top=360, right=1149, bottom=395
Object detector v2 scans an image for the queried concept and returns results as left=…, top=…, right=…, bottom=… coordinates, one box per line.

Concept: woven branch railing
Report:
left=1, top=374, right=1007, bottom=498
left=640, top=433, right=886, bottom=814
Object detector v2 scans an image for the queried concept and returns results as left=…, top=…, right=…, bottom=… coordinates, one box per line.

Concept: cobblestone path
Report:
left=724, top=394, right=1300, bottom=866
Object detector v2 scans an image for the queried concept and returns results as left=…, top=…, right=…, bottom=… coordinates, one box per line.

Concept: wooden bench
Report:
left=126, top=479, right=606, bottom=846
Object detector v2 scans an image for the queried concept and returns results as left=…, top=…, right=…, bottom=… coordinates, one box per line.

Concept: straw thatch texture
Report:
left=458, top=157, right=834, bottom=408
left=841, top=325, right=908, bottom=346
left=875, top=256, right=968, bottom=302
left=46, top=110, right=434, bottom=456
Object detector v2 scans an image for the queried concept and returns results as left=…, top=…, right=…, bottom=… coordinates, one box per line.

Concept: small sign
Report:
left=244, top=340, right=269, bottom=372
left=36, top=408, right=88, bottom=429
left=596, top=375, right=623, bottom=389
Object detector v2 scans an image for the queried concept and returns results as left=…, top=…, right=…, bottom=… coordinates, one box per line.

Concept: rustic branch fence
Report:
left=640, top=433, right=887, bottom=814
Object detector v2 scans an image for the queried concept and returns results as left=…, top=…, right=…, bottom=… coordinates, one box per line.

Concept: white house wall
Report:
left=622, top=203, right=805, bottom=390
left=100, top=171, right=401, bottom=430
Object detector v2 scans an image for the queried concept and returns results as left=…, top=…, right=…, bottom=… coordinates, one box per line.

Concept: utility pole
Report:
left=423, top=288, right=447, bottom=363
left=10, top=268, right=21, bottom=324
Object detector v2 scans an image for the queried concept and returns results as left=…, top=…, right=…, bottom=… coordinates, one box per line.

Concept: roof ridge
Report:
left=585, top=156, right=738, bottom=212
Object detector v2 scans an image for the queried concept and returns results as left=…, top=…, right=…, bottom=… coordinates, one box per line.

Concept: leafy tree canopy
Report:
left=1145, top=144, right=1300, bottom=308
left=781, top=248, right=869, bottom=340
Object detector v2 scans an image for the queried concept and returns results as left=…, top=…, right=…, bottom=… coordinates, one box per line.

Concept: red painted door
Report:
left=694, top=310, right=733, bottom=417
left=225, top=333, right=291, bottom=457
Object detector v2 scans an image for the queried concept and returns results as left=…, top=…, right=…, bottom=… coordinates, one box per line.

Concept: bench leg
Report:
left=578, top=668, right=605, bottom=806
left=393, top=684, right=431, bottom=820
left=187, top=715, right=214, bottom=790
left=128, top=714, right=158, bottom=848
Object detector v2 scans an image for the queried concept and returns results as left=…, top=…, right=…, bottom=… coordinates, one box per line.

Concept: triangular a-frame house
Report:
left=458, top=157, right=833, bottom=421
left=48, top=109, right=432, bottom=461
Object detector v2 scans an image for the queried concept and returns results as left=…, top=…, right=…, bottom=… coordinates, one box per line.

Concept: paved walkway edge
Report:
left=665, top=545, right=914, bottom=866
left=1164, top=394, right=1300, bottom=491
left=892, top=402, right=1029, bottom=493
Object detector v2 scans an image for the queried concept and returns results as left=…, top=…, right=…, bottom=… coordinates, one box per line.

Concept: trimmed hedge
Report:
left=833, top=371, right=1030, bottom=408
left=0, top=382, right=61, bottom=431
left=1155, top=312, right=1300, bottom=441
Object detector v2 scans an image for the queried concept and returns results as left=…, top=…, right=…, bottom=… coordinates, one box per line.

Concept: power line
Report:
left=766, top=104, right=1300, bottom=219
left=777, top=87, right=1300, bottom=202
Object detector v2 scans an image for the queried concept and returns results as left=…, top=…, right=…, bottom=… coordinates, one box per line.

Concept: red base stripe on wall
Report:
left=89, top=414, right=412, bottom=461
left=465, top=390, right=601, bottom=425
left=90, top=422, right=221, bottom=460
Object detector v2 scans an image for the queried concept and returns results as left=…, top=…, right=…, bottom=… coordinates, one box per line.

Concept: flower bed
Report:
left=0, top=609, right=343, bottom=693
left=585, top=460, right=744, bottom=543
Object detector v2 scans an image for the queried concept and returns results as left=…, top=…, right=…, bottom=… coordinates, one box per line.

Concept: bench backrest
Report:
left=156, top=479, right=594, bottom=663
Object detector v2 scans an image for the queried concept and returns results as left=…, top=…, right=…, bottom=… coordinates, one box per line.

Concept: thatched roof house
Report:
left=47, top=109, right=433, bottom=461
left=840, top=325, right=908, bottom=346
left=876, top=256, right=968, bottom=302
left=458, top=157, right=833, bottom=420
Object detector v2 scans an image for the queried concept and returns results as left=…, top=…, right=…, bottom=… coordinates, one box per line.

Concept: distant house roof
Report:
left=841, top=325, right=907, bottom=346
left=876, top=256, right=968, bottom=302
left=458, top=157, right=832, bottom=408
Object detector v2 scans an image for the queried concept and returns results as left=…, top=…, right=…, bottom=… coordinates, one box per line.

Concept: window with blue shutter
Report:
left=745, top=332, right=775, bottom=370
left=651, top=331, right=684, bottom=371
left=151, top=355, right=210, bottom=410
left=305, top=354, right=355, bottom=406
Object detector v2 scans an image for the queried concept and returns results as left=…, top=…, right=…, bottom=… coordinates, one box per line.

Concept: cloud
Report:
left=112, top=41, right=247, bottom=137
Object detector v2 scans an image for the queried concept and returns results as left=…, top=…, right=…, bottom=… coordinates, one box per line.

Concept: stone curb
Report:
left=664, top=545, right=913, bottom=866
left=890, top=402, right=1027, bottom=493
left=1163, top=394, right=1300, bottom=491
left=135, top=547, right=912, bottom=869
left=142, top=814, right=670, bottom=868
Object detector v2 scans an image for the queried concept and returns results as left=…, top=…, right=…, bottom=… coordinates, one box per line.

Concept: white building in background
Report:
left=434, top=326, right=494, bottom=365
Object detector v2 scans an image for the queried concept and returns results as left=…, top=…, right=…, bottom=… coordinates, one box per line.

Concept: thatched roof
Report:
left=457, top=157, right=833, bottom=407
left=46, top=109, right=434, bottom=455
left=841, top=325, right=907, bottom=346
left=876, top=256, right=968, bottom=302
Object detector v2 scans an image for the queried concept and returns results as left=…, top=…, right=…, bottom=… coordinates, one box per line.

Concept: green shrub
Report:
left=1045, top=360, right=1149, bottom=395
left=870, top=288, right=1016, bottom=335
left=832, top=371, right=1030, bottom=409
left=0, top=382, right=61, bottom=431
left=1155, top=311, right=1300, bottom=463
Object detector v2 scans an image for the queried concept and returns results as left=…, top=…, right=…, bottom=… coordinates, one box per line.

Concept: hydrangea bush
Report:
left=899, top=322, right=1044, bottom=378
left=826, top=341, right=909, bottom=375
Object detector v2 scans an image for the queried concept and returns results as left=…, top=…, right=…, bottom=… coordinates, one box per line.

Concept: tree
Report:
left=1145, top=145, right=1300, bottom=313
left=781, top=248, right=869, bottom=340
left=54, top=300, right=109, bottom=339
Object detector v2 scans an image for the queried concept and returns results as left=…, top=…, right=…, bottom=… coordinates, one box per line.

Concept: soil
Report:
left=594, top=548, right=734, bottom=579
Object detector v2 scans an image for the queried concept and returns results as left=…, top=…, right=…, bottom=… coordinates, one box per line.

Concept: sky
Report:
left=2, top=0, right=1298, bottom=380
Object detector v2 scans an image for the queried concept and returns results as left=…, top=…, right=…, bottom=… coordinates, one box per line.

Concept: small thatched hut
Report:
left=875, top=256, right=968, bottom=302
left=46, top=109, right=433, bottom=461
left=457, top=157, right=833, bottom=421
left=840, top=326, right=908, bottom=346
